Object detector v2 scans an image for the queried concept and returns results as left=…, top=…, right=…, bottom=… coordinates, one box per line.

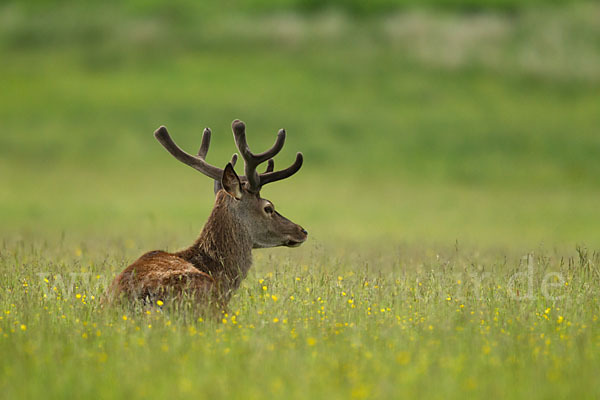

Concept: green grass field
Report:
left=1, top=1, right=600, bottom=399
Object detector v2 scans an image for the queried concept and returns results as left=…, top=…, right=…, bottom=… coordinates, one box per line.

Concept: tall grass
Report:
left=1, top=239, right=599, bottom=398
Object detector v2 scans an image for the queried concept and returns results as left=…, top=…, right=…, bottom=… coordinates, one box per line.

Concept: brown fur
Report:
left=108, top=191, right=252, bottom=309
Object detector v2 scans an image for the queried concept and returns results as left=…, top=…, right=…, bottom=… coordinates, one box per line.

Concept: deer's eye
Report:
left=264, top=205, right=274, bottom=214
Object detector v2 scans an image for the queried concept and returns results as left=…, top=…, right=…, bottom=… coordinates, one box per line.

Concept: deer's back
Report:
left=109, top=250, right=214, bottom=302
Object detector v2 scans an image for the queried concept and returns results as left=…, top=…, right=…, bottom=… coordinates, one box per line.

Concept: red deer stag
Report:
left=108, top=119, right=307, bottom=309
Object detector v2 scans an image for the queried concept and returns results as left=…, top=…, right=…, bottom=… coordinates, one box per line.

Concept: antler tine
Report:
left=258, top=152, right=303, bottom=186
left=197, top=128, right=211, bottom=159
left=154, top=126, right=224, bottom=181
left=264, top=159, right=274, bottom=173
left=230, top=153, right=238, bottom=167
left=232, top=120, right=286, bottom=192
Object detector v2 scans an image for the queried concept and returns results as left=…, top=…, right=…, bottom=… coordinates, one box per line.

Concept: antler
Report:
left=154, top=121, right=303, bottom=194
left=154, top=126, right=225, bottom=181
left=232, top=119, right=303, bottom=193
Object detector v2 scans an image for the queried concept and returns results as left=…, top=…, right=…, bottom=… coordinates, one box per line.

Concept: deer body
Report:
left=108, top=120, right=307, bottom=308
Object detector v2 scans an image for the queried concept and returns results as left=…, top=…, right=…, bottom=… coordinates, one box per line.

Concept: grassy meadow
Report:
left=1, top=1, right=600, bottom=398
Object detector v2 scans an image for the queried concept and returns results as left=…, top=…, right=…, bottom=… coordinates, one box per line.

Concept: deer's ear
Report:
left=221, top=163, right=243, bottom=200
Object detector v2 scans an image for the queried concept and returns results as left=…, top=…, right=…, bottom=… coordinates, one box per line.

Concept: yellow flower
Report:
left=271, top=295, right=278, bottom=302
left=307, top=337, right=316, bottom=346
left=273, top=318, right=279, bottom=323
left=122, top=315, right=128, bottom=321
left=557, top=316, right=564, bottom=324
left=157, top=300, right=164, bottom=307
left=262, top=286, right=267, bottom=291
left=20, top=324, right=27, bottom=331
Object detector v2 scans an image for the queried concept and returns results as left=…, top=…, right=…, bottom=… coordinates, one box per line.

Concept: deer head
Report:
left=154, top=119, right=308, bottom=249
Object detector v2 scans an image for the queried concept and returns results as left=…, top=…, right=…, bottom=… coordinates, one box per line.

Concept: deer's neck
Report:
left=177, top=192, right=253, bottom=298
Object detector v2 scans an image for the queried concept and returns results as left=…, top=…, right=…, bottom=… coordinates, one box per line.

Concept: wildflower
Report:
left=122, top=315, right=128, bottom=321
left=273, top=318, right=279, bottom=323
left=157, top=300, right=164, bottom=307
left=271, top=295, right=278, bottom=302
left=262, top=286, right=267, bottom=291
left=307, top=337, right=316, bottom=346
left=557, top=316, right=564, bottom=324
left=20, top=324, right=27, bottom=331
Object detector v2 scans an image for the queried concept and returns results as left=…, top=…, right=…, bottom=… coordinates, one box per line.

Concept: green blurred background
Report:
left=1, top=0, right=599, bottom=252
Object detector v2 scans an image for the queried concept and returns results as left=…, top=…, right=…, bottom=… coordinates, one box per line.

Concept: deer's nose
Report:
left=300, top=228, right=308, bottom=236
